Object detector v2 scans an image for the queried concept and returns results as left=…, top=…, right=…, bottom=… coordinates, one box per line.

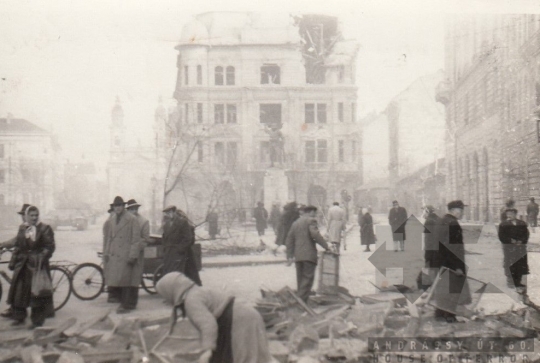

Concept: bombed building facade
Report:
left=162, top=12, right=361, bottom=222
left=438, top=15, right=540, bottom=222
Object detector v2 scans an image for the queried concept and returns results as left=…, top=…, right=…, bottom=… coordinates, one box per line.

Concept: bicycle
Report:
left=71, top=252, right=163, bottom=300
left=0, top=249, right=73, bottom=311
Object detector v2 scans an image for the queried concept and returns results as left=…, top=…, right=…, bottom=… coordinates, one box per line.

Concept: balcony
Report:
left=435, top=80, right=451, bottom=106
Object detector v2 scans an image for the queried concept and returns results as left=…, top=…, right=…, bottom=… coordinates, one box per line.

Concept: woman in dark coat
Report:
left=162, top=206, right=202, bottom=286
left=359, top=208, right=376, bottom=252
left=7, top=206, right=55, bottom=328
left=275, top=202, right=300, bottom=246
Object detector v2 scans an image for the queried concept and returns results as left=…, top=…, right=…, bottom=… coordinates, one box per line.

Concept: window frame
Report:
left=226, top=66, right=235, bottom=86
left=338, top=102, right=344, bottom=122
left=197, top=65, right=202, bottom=85
left=214, top=104, right=225, bottom=124
left=338, top=140, right=345, bottom=162
left=215, top=66, right=224, bottom=86
left=184, top=66, right=189, bottom=85
left=226, top=104, right=237, bottom=124
left=260, top=64, right=281, bottom=85
left=197, top=103, right=203, bottom=123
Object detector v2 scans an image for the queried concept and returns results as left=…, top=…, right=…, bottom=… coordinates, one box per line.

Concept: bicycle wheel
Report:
left=141, top=264, right=164, bottom=295
left=50, top=267, right=72, bottom=311
left=71, top=263, right=104, bottom=300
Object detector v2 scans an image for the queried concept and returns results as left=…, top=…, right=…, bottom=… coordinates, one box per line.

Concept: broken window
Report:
left=305, top=141, right=316, bottom=162
left=227, top=104, right=237, bottom=124
left=338, top=103, right=344, bottom=122
left=215, top=142, right=225, bottom=164
left=261, top=64, right=281, bottom=84
left=197, top=103, right=203, bottom=123
left=338, top=140, right=344, bottom=162
left=226, top=142, right=238, bottom=165
left=317, top=140, right=328, bottom=163
left=226, top=66, right=235, bottom=85
left=215, top=66, right=224, bottom=85
left=259, top=104, right=282, bottom=126
left=197, top=65, right=202, bottom=85
left=214, top=104, right=225, bottom=124
left=184, top=66, right=189, bottom=85
left=305, top=103, right=326, bottom=123
left=197, top=141, right=203, bottom=162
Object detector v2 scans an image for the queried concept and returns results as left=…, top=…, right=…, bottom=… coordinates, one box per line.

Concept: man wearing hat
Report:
left=388, top=200, right=408, bottom=252
left=126, top=199, right=150, bottom=288
left=527, top=197, right=539, bottom=232
left=498, top=208, right=529, bottom=293
left=0, top=204, right=31, bottom=319
left=417, top=205, right=441, bottom=291
left=162, top=205, right=202, bottom=286
left=286, top=205, right=331, bottom=303
left=432, top=200, right=471, bottom=323
left=102, top=196, right=144, bottom=314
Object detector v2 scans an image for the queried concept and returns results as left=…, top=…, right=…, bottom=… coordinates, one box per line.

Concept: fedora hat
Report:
left=107, top=204, right=114, bottom=213
left=17, top=203, right=31, bottom=215
left=126, top=199, right=141, bottom=209
left=163, top=205, right=177, bottom=213
left=447, top=200, right=468, bottom=210
left=111, top=196, right=126, bottom=206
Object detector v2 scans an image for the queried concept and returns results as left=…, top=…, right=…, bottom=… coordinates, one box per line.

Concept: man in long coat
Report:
left=126, top=198, right=149, bottom=284
left=527, top=197, right=539, bottom=232
left=359, top=208, right=375, bottom=252
left=388, top=200, right=408, bottom=252
left=417, top=205, right=441, bottom=290
left=162, top=206, right=202, bottom=286
left=253, top=202, right=268, bottom=236
left=206, top=207, right=219, bottom=240
left=269, top=204, right=281, bottom=236
left=327, top=202, right=346, bottom=252
left=500, top=199, right=516, bottom=223
left=276, top=202, right=300, bottom=246
left=103, top=196, right=144, bottom=314
left=498, top=208, right=529, bottom=292
left=433, top=200, right=471, bottom=323
left=286, top=205, right=331, bottom=302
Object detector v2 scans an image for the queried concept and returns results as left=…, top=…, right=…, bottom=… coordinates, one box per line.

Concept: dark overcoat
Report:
left=527, top=202, right=539, bottom=217
left=275, top=207, right=300, bottom=246
left=7, top=223, right=55, bottom=310
left=162, top=214, right=202, bottom=286
left=424, top=212, right=442, bottom=268
left=388, top=206, right=408, bottom=240
left=286, top=216, right=329, bottom=264
left=206, top=212, right=219, bottom=236
left=359, top=213, right=375, bottom=246
left=253, top=206, right=268, bottom=231
left=498, top=219, right=529, bottom=277
left=433, top=213, right=471, bottom=313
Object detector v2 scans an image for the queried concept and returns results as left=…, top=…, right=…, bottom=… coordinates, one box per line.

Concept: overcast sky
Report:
left=0, top=0, right=538, bottom=176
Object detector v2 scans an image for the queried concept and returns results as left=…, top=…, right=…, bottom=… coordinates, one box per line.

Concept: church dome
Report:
left=179, top=19, right=210, bottom=45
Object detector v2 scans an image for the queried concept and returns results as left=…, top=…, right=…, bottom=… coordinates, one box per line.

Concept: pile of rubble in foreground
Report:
left=2, top=288, right=540, bottom=363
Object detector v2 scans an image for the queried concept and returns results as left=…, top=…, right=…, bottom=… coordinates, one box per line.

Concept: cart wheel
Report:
left=141, top=264, right=164, bottom=295
left=50, top=266, right=72, bottom=311
left=71, top=263, right=104, bottom=300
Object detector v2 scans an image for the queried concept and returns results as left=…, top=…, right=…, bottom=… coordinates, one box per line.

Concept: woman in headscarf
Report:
left=7, top=206, right=55, bottom=328
left=359, top=208, right=376, bottom=252
left=156, top=272, right=272, bottom=363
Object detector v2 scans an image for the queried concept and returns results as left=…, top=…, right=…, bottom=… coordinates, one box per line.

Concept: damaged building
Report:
left=162, top=12, right=361, bottom=222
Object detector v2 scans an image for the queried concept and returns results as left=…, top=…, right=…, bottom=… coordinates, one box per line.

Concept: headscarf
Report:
left=24, top=205, right=40, bottom=241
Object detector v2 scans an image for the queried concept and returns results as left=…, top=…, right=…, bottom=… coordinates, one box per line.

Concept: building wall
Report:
left=169, top=19, right=361, bottom=219
left=440, top=14, right=540, bottom=222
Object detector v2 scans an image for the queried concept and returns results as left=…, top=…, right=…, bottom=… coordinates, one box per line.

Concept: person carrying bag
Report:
left=31, top=256, right=53, bottom=298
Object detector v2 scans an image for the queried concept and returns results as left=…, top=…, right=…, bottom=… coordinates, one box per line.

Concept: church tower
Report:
left=110, top=96, right=125, bottom=160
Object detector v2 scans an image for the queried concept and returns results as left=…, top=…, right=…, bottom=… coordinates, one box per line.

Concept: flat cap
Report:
left=447, top=200, right=468, bottom=210
left=163, top=205, right=177, bottom=213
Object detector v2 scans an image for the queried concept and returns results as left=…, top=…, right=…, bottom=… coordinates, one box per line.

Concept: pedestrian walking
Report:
left=286, top=205, right=331, bottom=303
left=253, top=202, right=268, bottom=236
left=162, top=205, right=202, bottom=286
left=269, top=204, right=281, bottom=235
left=433, top=200, right=471, bottom=323
left=498, top=208, right=529, bottom=292
left=327, top=202, right=347, bottom=252
left=206, top=207, right=219, bottom=240
left=0, top=204, right=31, bottom=319
left=102, top=196, right=144, bottom=314
left=388, top=200, right=408, bottom=252
left=7, top=206, right=55, bottom=328
left=527, top=197, right=539, bottom=232
left=359, top=208, right=376, bottom=252
left=417, top=205, right=441, bottom=291
left=500, top=199, right=516, bottom=223
left=275, top=202, right=300, bottom=246
left=156, top=272, right=272, bottom=363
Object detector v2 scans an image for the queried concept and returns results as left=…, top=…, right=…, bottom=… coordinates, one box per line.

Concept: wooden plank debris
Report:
left=284, top=287, right=317, bottom=316
left=65, top=309, right=111, bottom=338
left=24, top=317, right=77, bottom=346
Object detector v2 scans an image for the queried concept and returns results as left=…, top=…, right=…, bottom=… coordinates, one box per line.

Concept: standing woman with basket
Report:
left=7, top=206, right=55, bottom=328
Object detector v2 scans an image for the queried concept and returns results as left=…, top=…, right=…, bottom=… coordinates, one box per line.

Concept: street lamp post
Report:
left=151, top=175, right=157, bottom=233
